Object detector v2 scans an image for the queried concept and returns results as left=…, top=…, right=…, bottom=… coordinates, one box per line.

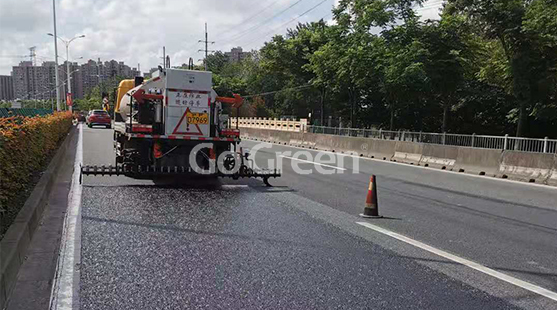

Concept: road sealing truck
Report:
left=81, top=67, right=280, bottom=185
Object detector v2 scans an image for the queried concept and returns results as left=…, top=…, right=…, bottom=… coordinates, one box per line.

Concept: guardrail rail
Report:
left=307, top=126, right=557, bottom=154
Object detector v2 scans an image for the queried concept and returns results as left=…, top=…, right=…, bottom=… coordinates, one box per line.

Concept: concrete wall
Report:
left=499, top=151, right=556, bottom=182
left=240, top=128, right=557, bottom=185
left=393, top=141, right=423, bottom=164
left=420, top=145, right=459, bottom=170
left=454, top=148, right=502, bottom=176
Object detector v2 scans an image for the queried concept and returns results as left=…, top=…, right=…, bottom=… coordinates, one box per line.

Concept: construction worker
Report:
left=102, top=96, right=110, bottom=112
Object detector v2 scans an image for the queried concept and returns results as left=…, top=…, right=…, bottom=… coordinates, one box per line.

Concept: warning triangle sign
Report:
left=172, top=107, right=203, bottom=135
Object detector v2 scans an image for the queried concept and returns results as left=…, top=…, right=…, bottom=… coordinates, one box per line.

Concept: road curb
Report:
left=0, top=125, right=77, bottom=309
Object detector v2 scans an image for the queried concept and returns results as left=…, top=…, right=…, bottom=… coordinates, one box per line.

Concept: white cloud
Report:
left=0, top=0, right=441, bottom=75
left=417, top=0, right=444, bottom=20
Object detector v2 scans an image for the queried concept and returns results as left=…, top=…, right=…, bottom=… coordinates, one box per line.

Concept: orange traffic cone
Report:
left=360, top=175, right=383, bottom=218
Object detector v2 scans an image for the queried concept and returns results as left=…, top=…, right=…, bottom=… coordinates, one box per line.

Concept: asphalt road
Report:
left=79, top=125, right=557, bottom=310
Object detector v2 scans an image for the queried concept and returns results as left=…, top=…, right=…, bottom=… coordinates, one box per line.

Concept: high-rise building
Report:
left=12, top=61, right=57, bottom=100
left=0, top=75, right=14, bottom=100
left=79, top=59, right=101, bottom=98
left=11, top=59, right=141, bottom=101
left=60, top=61, right=81, bottom=99
left=225, top=47, right=249, bottom=63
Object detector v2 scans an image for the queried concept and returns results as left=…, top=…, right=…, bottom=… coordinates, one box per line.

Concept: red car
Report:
left=86, top=110, right=112, bottom=129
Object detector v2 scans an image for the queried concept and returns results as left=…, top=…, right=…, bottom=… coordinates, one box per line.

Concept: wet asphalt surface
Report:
left=244, top=141, right=557, bottom=293
left=79, top=126, right=557, bottom=309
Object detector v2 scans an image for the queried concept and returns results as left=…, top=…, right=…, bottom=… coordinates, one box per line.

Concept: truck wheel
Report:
left=223, top=154, right=235, bottom=171
left=88, top=123, right=92, bottom=128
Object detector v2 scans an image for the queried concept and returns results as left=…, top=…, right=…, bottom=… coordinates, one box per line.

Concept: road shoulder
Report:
left=5, top=126, right=78, bottom=310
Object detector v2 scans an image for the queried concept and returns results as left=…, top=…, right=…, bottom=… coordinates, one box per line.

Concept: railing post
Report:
left=442, top=132, right=446, bottom=145
left=419, top=131, right=422, bottom=142
left=504, top=134, right=508, bottom=150
left=402, top=131, right=406, bottom=141
left=543, top=137, right=548, bottom=153
left=471, top=133, right=475, bottom=147
left=379, top=129, right=382, bottom=139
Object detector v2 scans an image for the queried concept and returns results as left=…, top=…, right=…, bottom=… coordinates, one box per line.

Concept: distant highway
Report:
left=77, top=126, right=557, bottom=310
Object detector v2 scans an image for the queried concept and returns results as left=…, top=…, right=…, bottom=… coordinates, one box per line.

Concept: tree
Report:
left=170, top=0, right=557, bottom=137
left=447, top=0, right=557, bottom=136
left=205, top=51, right=230, bottom=74
left=421, top=14, right=478, bottom=132
left=331, top=0, right=428, bottom=129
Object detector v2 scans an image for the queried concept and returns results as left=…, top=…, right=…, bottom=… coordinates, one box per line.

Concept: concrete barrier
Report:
left=366, top=139, right=397, bottom=160
left=312, top=134, right=335, bottom=151
left=240, top=127, right=557, bottom=185
left=454, top=148, right=502, bottom=176
left=329, top=135, right=355, bottom=154
left=300, top=133, right=317, bottom=148
left=548, top=156, right=557, bottom=185
left=0, top=126, right=76, bottom=309
left=393, top=141, right=423, bottom=164
left=345, top=137, right=371, bottom=156
left=287, top=132, right=305, bottom=147
left=420, top=144, right=459, bottom=169
left=499, top=151, right=555, bottom=182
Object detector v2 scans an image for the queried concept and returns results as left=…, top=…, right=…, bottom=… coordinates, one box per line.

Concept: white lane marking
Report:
left=50, top=124, right=83, bottom=310
left=356, top=221, right=557, bottom=302
left=279, top=154, right=347, bottom=171
left=244, top=139, right=557, bottom=190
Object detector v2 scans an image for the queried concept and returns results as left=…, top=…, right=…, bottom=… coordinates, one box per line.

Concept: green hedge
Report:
left=0, top=108, right=53, bottom=118
left=0, top=112, right=73, bottom=235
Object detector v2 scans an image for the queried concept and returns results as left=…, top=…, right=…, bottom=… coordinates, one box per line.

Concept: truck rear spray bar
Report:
left=80, top=164, right=281, bottom=186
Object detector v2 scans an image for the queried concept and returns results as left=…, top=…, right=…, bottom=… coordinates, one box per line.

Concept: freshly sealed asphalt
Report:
left=79, top=126, right=557, bottom=309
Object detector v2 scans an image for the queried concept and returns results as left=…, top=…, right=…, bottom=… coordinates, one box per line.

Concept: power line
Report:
left=219, top=0, right=306, bottom=46
left=243, top=84, right=313, bottom=98
left=242, top=0, right=330, bottom=48
left=416, top=0, right=444, bottom=11
left=212, top=0, right=282, bottom=41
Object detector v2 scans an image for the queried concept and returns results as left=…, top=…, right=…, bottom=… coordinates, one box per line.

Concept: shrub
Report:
left=0, top=112, right=73, bottom=220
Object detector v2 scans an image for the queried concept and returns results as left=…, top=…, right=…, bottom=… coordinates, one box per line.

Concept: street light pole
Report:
left=52, top=0, right=60, bottom=111
left=66, top=43, right=71, bottom=112
left=48, top=33, right=85, bottom=112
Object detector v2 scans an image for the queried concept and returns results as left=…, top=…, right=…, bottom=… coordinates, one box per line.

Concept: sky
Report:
left=0, top=0, right=443, bottom=75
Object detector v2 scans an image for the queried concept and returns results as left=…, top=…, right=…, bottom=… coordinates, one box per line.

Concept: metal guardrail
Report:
left=307, top=126, right=557, bottom=154
left=0, top=108, right=53, bottom=118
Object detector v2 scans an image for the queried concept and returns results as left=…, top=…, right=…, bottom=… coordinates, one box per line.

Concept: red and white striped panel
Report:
left=128, top=133, right=238, bottom=142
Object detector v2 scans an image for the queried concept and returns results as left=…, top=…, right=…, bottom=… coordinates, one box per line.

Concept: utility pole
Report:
left=52, top=0, right=61, bottom=111
left=198, top=23, right=215, bottom=71
left=163, top=46, right=166, bottom=68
